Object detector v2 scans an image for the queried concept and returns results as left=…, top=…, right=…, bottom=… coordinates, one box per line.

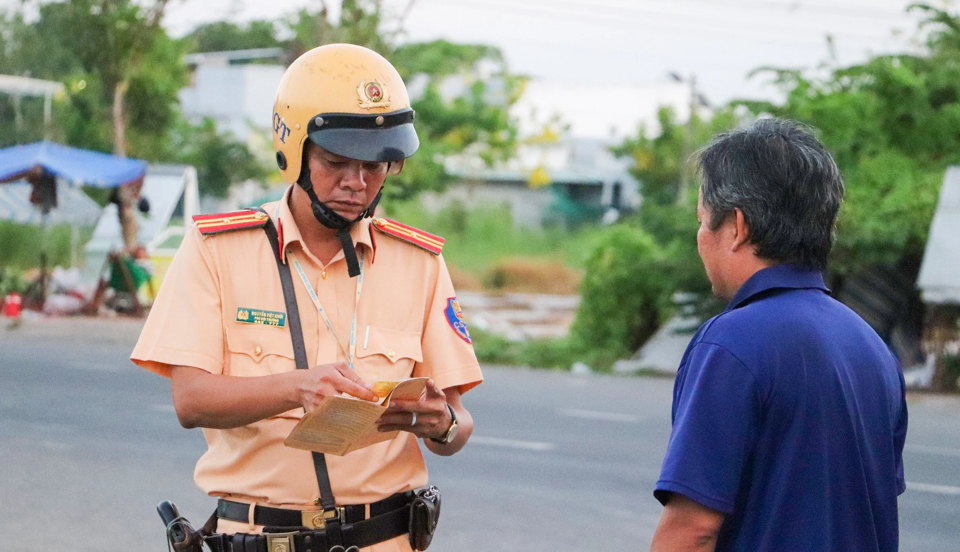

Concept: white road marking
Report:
left=905, top=444, right=960, bottom=458
left=558, top=409, right=642, bottom=423
left=470, top=436, right=556, bottom=451
left=906, top=482, right=960, bottom=496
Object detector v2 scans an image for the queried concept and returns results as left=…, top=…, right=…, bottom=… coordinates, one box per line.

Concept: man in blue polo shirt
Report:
left=650, top=119, right=908, bottom=552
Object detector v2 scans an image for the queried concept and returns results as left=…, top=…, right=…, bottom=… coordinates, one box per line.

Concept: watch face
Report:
left=444, top=421, right=459, bottom=444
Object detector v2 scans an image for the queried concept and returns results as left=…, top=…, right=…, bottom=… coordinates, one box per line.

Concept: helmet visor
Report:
left=307, top=109, right=419, bottom=162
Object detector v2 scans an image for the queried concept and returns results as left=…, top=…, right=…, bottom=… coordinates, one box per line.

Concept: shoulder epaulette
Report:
left=371, top=217, right=444, bottom=255
left=193, top=209, right=269, bottom=235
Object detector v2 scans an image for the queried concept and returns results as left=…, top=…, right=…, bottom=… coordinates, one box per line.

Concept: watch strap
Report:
left=430, top=403, right=458, bottom=445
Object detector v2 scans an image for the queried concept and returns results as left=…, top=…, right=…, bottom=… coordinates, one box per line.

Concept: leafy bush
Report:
left=0, top=267, right=28, bottom=296
left=945, top=355, right=960, bottom=387
left=570, top=225, right=671, bottom=360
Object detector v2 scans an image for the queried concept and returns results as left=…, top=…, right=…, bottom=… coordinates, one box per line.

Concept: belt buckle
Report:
left=301, top=507, right=345, bottom=530
left=265, top=532, right=297, bottom=552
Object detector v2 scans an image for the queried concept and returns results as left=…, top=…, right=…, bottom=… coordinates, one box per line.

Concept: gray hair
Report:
left=696, top=118, right=844, bottom=270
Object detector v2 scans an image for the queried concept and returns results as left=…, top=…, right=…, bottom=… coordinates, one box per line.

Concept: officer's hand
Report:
left=376, top=379, right=451, bottom=439
left=296, top=362, right=378, bottom=411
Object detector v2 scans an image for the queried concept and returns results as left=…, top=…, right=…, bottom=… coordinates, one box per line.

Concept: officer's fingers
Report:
left=333, top=364, right=375, bottom=391
left=376, top=423, right=417, bottom=434
left=385, top=399, right=431, bottom=413
left=376, top=412, right=413, bottom=426
left=425, top=379, right=446, bottom=400
left=332, top=362, right=368, bottom=384
left=333, top=376, right=378, bottom=402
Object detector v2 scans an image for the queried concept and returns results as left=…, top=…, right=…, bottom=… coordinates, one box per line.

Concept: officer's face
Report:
left=304, top=143, right=388, bottom=220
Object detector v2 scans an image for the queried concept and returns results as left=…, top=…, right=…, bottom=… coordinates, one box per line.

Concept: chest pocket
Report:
left=355, top=326, right=423, bottom=382
left=225, top=324, right=295, bottom=377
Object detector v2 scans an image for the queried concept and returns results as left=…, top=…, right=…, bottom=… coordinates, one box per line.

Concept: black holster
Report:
left=159, top=501, right=217, bottom=552
left=408, top=486, right=441, bottom=551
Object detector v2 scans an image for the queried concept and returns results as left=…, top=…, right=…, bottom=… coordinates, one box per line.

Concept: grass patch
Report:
left=382, top=200, right=604, bottom=290
left=0, top=221, right=91, bottom=271
left=471, top=327, right=626, bottom=372
left=470, top=328, right=573, bottom=370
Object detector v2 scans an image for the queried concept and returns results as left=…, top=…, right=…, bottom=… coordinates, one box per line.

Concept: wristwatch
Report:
left=430, top=403, right=459, bottom=445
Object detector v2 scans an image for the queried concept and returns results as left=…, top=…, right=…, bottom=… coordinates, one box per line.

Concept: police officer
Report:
left=133, top=44, right=482, bottom=552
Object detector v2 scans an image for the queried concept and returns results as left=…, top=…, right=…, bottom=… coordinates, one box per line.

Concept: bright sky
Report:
left=0, top=0, right=936, bottom=106
left=155, top=0, right=934, bottom=105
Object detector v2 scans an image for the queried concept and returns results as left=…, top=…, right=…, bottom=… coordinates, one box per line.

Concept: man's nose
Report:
left=340, top=164, right=366, bottom=191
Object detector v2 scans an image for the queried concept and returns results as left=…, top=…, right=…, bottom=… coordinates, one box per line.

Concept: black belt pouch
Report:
left=408, top=486, right=442, bottom=551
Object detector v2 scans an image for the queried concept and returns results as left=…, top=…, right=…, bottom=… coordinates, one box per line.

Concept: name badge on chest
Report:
left=236, top=307, right=287, bottom=328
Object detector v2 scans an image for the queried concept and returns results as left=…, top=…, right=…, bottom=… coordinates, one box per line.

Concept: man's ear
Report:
left=730, top=208, right=751, bottom=252
left=387, top=159, right=405, bottom=176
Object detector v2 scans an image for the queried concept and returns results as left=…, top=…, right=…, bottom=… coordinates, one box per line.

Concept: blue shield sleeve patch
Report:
left=444, top=297, right=472, bottom=344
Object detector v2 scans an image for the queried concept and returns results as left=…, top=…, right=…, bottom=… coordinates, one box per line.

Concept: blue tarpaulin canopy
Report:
left=0, top=141, right=146, bottom=187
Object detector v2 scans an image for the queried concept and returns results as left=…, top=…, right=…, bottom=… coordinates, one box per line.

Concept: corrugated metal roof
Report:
left=917, top=166, right=960, bottom=304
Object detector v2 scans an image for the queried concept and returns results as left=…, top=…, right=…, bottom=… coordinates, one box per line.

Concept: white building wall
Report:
left=420, top=182, right=557, bottom=229
left=179, top=64, right=285, bottom=142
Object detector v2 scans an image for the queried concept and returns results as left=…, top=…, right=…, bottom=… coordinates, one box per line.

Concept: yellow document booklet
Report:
left=284, top=377, right=429, bottom=456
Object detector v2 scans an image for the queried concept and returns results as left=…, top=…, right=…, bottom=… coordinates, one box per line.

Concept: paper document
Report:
left=284, top=377, right=429, bottom=456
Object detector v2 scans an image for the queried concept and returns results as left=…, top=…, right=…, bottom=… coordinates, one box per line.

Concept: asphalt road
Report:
left=1, top=318, right=959, bottom=551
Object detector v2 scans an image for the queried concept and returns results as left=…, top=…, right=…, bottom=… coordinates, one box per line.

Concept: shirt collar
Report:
left=268, top=185, right=375, bottom=264
left=726, top=264, right=830, bottom=311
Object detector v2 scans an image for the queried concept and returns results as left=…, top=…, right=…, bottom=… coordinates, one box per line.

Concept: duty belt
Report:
left=207, top=492, right=414, bottom=552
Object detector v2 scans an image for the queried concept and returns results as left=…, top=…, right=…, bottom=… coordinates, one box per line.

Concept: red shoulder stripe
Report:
left=193, top=209, right=269, bottom=235
left=371, top=218, right=444, bottom=255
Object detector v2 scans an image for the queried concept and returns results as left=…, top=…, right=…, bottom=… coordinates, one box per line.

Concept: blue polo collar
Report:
left=726, top=264, right=830, bottom=311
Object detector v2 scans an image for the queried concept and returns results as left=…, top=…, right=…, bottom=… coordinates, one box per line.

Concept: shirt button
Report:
left=387, top=349, right=396, bottom=359
left=254, top=346, right=262, bottom=356
left=321, top=270, right=327, bottom=280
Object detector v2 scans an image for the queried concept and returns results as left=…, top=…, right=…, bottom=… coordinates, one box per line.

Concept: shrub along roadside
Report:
left=0, top=221, right=90, bottom=271
left=470, top=328, right=586, bottom=371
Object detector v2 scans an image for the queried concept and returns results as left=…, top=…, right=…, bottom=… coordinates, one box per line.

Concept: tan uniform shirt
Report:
left=131, top=187, right=482, bottom=551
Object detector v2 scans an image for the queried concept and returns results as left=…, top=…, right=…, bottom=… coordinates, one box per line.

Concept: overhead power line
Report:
left=502, top=0, right=913, bottom=40
left=430, top=0, right=919, bottom=47
left=635, top=0, right=911, bottom=19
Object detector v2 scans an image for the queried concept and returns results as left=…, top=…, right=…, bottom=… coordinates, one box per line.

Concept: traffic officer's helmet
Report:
left=272, top=43, right=419, bottom=183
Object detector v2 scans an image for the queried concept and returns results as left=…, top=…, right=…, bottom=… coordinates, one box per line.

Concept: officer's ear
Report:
left=387, top=160, right=405, bottom=176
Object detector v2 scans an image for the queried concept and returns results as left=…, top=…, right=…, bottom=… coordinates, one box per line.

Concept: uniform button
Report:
left=254, top=346, right=262, bottom=356
left=321, top=270, right=327, bottom=280
left=387, top=349, right=396, bottom=359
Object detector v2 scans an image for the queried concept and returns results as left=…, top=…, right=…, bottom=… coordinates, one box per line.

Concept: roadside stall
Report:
left=0, top=141, right=146, bottom=314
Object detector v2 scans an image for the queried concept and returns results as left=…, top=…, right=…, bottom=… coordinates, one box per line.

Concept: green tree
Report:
left=172, top=118, right=270, bottom=198
left=737, top=4, right=960, bottom=273
left=388, top=40, right=523, bottom=200
left=578, top=5, right=960, bottom=376
left=0, top=0, right=186, bottom=250
left=182, top=20, right=281, bottom=54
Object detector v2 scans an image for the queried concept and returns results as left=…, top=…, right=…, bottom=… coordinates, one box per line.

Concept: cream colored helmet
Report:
left=272, top=43, right=419, bottom=184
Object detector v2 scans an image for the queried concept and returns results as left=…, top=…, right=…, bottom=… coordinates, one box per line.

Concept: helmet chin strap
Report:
left=297, top=172, right=382, bottom=278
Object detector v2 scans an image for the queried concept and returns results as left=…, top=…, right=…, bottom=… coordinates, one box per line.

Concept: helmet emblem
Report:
left=358, top=80, right=391, bottom=109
